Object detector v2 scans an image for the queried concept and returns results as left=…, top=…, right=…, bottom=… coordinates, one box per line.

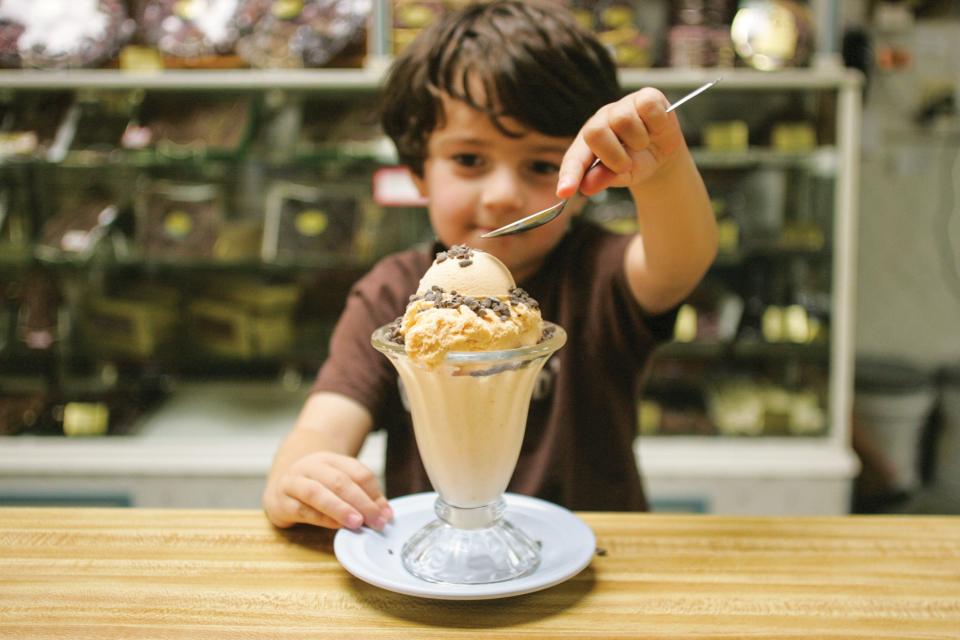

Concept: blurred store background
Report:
left=0, top=0, right=957, bottom=516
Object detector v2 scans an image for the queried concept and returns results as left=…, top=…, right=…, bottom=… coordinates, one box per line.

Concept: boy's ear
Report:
left=410, top=169, right=428, bottom=196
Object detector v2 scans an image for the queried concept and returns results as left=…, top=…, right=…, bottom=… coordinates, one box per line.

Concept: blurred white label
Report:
left=372, top=166, right=428, bottom=207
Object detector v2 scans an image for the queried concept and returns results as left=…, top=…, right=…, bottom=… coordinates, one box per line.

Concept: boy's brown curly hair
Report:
left=381, top=0, right=621, bottom=176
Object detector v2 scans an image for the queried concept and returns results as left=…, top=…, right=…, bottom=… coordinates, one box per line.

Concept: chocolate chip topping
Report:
left=388, top=282, right=550, bottom=346
left=509, top=287, right=539, bottom=310
left=386, top=317, right=404, bottom=344
left=409, top=286, right=516, bottom=321
left=434, top=244, right=478, bottom=269
left=388, top=253, right=550, bottom=347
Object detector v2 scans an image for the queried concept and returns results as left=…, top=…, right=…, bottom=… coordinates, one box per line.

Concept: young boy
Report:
left=263, top=0, right=717, bottom=530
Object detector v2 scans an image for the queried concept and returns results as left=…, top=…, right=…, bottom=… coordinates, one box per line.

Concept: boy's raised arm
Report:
left=623, top=147, right=716, bottom=314
left=262, top=392, right=392, bottom=530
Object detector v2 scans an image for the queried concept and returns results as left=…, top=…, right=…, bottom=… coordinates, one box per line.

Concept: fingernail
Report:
left=371, top=517, right=386, bottom=531
left=345, top=513, right=363, bottom=529
left=381, top=506, right=394, bottom=522
left=557, top=176, right=575, bottom=194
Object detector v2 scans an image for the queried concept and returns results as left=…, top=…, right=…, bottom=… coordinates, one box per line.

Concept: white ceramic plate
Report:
left=333, top=492, right=595, bottom=600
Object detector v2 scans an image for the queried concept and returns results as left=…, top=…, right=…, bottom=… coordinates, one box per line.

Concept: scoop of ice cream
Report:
left=391, top=245, right=543, bottom=366
left=416, top=245, right=515, bottom=297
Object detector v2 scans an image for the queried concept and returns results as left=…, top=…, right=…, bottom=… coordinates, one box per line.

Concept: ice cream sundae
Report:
left=372, top=245, right=565, bottom=584
left=391, top=244, right=545, bottom=365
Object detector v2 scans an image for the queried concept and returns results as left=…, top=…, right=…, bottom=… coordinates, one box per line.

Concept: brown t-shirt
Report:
left=312, top=220, right=676, bottom=511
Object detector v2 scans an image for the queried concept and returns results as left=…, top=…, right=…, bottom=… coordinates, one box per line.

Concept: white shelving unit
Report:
left=0, top=67, right=862, bottom=513
left=636, top=67, right=863, bottom=514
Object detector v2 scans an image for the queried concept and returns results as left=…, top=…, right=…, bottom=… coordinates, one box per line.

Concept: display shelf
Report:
left=0, top=245, right=32, bottom=267
left=0, top=66, right=861, bottom=92
left=32, top=251, right=376, bottom=274
left=0, top=421, right=857, bottom=514
left=3, top=417, right=843, bottom=477
left=0, top=68, right=385, bottom=91
left=0, top=383, right=306, bottom=474
left=0, top=382, right=386, bottom=509
left=638, top=436, right=857, bottom=477
left=713, top=245, right=831, bottom=266
left=0, top=147, right=395, bottom=171
left=637, top=437, right=857, bottom=514
left=692, top=147, right=839, bottom=171
left=657, top=340, right=829, bottom=361
left=620, top=67, right=861, bottom=91
left=0, top=144, right=837, bottom=175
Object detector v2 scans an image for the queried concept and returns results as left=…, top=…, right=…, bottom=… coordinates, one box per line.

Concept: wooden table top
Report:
left=1, top=508, right=958, bottom=639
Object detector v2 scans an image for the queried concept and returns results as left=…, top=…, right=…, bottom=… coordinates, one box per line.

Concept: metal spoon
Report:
left=481, top=77, right=722, bottom=239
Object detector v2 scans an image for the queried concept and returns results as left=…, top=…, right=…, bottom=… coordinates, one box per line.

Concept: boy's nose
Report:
left=480, top=167, right=525, bottom=215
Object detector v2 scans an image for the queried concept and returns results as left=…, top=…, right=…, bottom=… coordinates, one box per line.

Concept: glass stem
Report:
left=434, top=497, right=505, bottom=529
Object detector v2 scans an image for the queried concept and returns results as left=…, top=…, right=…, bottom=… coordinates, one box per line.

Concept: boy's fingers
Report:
left=609, top=100, right=650, bottom=152
left=287, top=476, right=366, bottom=530
left=632, top=89, right=671, bottom=133
left=308, top=466, right=387, bottom=530
left=326, top=455, right=386, bottom=504
left=376, top=496, right=394, bottom=521
left=325, top=456, right=393, bottom=522
left=579, top=106, right=632, bottom=174
left=578, top=162, right=617, bottom=197
left=332, top=456, right=393, bottom=529
left=283, top=496, right=341, bottom=529
left=557, top=134, right=594, bottom=198
left=558, top=141, right=616, bottom=198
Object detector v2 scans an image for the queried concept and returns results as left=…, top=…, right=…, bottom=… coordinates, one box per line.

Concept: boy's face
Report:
left=412, top=93, right=581, bottom=283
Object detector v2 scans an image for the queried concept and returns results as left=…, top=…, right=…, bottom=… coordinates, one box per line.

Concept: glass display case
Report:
left=615, top=69, right=862, bottom=514
left=0, top=2, right=861, bottom=514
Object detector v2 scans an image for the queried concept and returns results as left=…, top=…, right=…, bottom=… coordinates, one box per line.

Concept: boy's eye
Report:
left=529, top=160, right=560, bottom=175
left=452, top=153, right=483, bottom=168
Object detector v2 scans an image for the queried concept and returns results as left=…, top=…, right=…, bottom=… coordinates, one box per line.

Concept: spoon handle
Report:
left=665, top=77, right=722, bottom=113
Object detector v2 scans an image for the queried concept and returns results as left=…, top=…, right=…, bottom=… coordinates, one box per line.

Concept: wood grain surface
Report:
left=0, top=508, right=958, bottom=639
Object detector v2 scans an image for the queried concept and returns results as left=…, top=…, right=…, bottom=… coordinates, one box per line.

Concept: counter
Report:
left=1, top=508, right=957, bottom=638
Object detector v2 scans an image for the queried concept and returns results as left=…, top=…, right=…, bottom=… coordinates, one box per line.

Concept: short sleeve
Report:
left=568, top=227, right=678, bottom=368
left=609, top=255, right=679, bottom=344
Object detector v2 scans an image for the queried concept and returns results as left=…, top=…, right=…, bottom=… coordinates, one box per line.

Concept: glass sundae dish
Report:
left=371, top=245, right=566, bottom=585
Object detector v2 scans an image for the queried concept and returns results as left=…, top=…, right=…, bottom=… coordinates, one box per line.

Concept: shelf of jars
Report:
left=692, top=147, right=838, bottom=171
left=0, top=68, right=384, bottom=91
left=0, top=326, right=338, bottom=439
left=0, top=150, right=396, bottom=173
left=656, top=339, right=829, bottom=361
left=0, top=146, right=839, bottom=177
left=10, top=236, right=829, bottom=273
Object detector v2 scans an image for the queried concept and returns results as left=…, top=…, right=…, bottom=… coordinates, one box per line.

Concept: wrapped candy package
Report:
left=0, top=0, right=133, bottom=69
left=138, top=0, right=245, bottom=63
left=236, top=0, right=371, bottom=68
